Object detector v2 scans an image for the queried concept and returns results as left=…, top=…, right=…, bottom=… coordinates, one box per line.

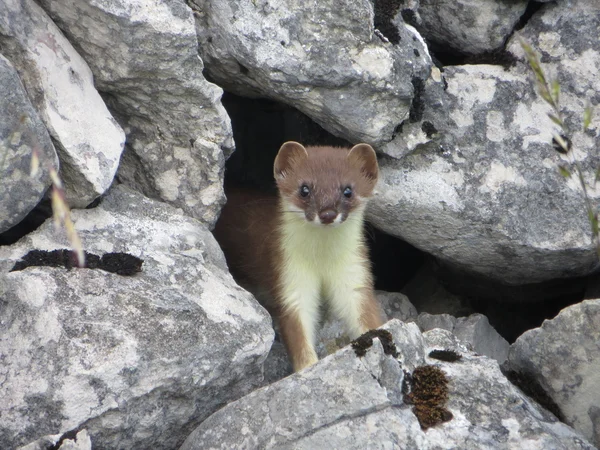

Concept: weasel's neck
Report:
left=278, top=199, right=367, bottom=263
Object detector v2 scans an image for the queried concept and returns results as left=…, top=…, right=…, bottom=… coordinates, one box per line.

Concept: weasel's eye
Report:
left=300, top=184, right=310, bottom=198
left=343, top=186, right=353, bottom=198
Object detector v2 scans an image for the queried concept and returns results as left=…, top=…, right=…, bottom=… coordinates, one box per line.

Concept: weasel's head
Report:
left=274, top=142, right=378, bottom=226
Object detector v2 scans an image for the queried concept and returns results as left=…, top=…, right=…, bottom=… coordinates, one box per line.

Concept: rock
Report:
left=378, top=290, right=419, bottom=322
left=191, top=0, right=432, bottom=146
left=368, top=1, right=600, bottom=285
left=0, top=185, right=274, bottom=450
left=39, top=0, right=234, bottom=227
left=418, top=0, right=528, bottom=55
left=418, top=313, right=510, bottom=364
left=507, top=299, right=600, bottom=446
left=0, top=54, right=58, bottom=234
left=180, top=321, right=594, bottom=449
left=0, top=0, right=125, bottom=208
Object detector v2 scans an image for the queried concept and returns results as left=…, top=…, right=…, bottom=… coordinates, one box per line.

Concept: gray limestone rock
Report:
left=508, top=299, right=600, bottom=446
left=368, top=1, right=600, bottom=284
left=191, top=0, right=432, bottom=146
left=181, top=321, right=594, bottom=449
left=418, top=313, right=509, bottom=364
left=418, top=0, right=529, bottom=55
left=0, top=54, right=57, bottom=233
left=0, top=185, right=274, bottom=450
left=0, top=0, right=125, bottom=208
left=39, top=0, right=234, bottom=227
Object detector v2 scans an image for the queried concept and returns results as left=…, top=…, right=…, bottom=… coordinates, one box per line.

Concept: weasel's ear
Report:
left=348, top=143, right=378, bottom=185
left=274, top=141, right=308, bottom=180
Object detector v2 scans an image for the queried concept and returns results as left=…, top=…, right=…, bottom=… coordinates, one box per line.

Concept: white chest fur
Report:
left=277, top=202, right=372, bottom=342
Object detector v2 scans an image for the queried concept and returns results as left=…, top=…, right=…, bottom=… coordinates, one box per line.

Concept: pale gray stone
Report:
left=508, top=299, right=600, bottom=446
left=418, top=313, right=509, bottom=364
left=0, top=185, right=274, bottom=450
left=0, top=54, right=57, bottom=233
left=418, top=0, right=528, bottom=55
left=191, top=0, right=432, bottom=146
left=378, top=290, right=419, bottom=322
left=368, top=1, right=600, bottom=284
left=39, top=0, right=234, bottom=227
left=180, top=321, right=594, bottom=450
left=0, top=0, right=125, bottom=208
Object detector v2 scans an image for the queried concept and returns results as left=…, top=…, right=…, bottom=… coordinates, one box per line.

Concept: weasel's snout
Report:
left=318, top=209, right=338, bottom=225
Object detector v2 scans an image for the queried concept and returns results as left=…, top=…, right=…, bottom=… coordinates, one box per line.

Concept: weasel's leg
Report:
left=275, top=271, right=321, bottom=372
left=324, top=263, right=384, bottom=339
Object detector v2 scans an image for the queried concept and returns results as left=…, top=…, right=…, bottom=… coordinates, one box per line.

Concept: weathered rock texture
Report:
left=0, top=54, right=57, bottom=233
left=181, top=321, right=594, bottom=449
left=39, top=0, right=234, bottom=227
left=418, top=312, right=509, bottom=364
left=0, top=186, right=274, bottom=450
left=368, top=1, right=600, bottom=284
left=0, top=0, right=125, bottom=208
left=191, top=0, right=432, bottom=146
left=508, top=299, right=600, bottom=446
left=418, top=0, right=529, bottom=55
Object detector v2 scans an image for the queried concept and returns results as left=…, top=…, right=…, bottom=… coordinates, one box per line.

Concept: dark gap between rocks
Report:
left=11, top=249, right=143, bottom=276
left=0, top=195, right=53, bottom=246
left=48, top=427, right=82, bottom=450
left=373, top=0, right=403, bottom=45
left=0, top=192, right=105, bottom=247
left=503, top=370, right=564, bottom=421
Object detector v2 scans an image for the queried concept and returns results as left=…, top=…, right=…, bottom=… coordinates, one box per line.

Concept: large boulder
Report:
left=181, top=321, right=594, bottom=449
left=0, top=186, right=274, bottom=450
left=0, top=54, right=58, bottom=233
left=39, top=0, right=234, bottom=227
left=368, top=1, right=600, bottom=284
left=418, top=0, right=529, bottom=55
left=508, top=299, right=600, bottom=446
left=191, top=0, right=431, bottom=146
left=0, top=0, right=125, bottom=208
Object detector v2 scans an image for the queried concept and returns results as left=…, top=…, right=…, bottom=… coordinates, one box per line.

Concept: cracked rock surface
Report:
left=0, top=0, right=125, bottom=208
left=39, top=0, right=234, bottom=227
left=180, top=321, right=594, bottom=450
left=191, top=0, right=431, bottom=146
left=0, top=185, right=274, bottom=450
left=368, top=1, right=600, bottom=284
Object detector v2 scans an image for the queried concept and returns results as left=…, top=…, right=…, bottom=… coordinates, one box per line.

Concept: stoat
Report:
left=214, top=142, right=384, bottom=371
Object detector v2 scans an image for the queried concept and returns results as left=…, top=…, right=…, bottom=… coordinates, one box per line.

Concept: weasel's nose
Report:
left=318, top=209, right=337, bottom=224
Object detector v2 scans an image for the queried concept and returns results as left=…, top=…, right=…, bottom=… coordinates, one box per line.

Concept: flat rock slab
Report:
left=0, top=186, right=274, bottom=450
